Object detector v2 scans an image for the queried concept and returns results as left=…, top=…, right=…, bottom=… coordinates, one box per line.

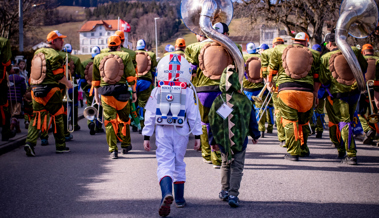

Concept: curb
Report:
left=0, top=115, right=84, bottom=155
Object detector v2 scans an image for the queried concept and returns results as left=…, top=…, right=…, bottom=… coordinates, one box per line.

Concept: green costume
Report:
left=0, top=37, right=12, bottom=140
left=269, top=44, right=320, bottom=157
left=135, top=49, right=157, bottom=129
left=209, top=68, right=260, bottom=197
left=319, top=47, right=368, bottom=157
left=82, top=58, right=103, bottom=132
left=102, top=47, right=137, bottom=68
left=185, top=40, right=243, bottom=166
left=26, top=47, right=67, bottom=150
left=261, top=48, right=285, bottom=142
left=93, top=51, right=136, bottom=152
left=58, top=52, right=83, bottom=136
left=358, top=55, right=379, bottom=135
left=242, top=53, right=273, bottom=133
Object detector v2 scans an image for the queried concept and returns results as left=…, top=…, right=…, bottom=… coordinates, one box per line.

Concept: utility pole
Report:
left=19, top=0, right=23, bottom=52
left=155, top=17, right=160, bottom=57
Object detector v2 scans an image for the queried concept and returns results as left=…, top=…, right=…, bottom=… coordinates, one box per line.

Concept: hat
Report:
left=292, top=32, right=310, bottom=43
left=175, top=38, right=186, bottom=48
left=246, top=42, right=257, bottom=54
left=362, top=44, right=374, bottom=51
left=259, top=44, right=270, bottom=50
left=165, top=44, right=175, bottom=52
left=324, top=33, right=335, bottom=43
left=91, top=46, right=101, bottom=58
left=312, top=44, right=322, bottom=52
left=213, top=22, right=229, bottom=34
left=272, top=37, right=284, bottom=44
left=47, top=30, right=67, bottom=42
left=63, top=44, right=72, bottom=53
left=108, top=35, right=121, bottom=47
left=115, top=30, right=125, bottom=41
left=137, top=39, right=146, bottom=50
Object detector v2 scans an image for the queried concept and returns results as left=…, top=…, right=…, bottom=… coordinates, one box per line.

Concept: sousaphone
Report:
left=336, top=0, right=378, bottom=92
left=181, top=0, right=244, bottom=83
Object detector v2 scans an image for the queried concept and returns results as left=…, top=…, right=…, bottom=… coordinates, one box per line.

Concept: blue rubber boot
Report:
left=174, top=183, right=186, bottom=208
left=41, top=139, right=49, bottom=146
left=158, top=176, right=173, bottom=217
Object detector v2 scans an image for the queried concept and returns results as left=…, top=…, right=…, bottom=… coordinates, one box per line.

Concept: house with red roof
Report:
left=79, top=20, right=130, bottom=54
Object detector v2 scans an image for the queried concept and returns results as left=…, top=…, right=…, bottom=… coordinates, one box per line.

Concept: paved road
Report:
left=1, top=118, right=379, bottom=218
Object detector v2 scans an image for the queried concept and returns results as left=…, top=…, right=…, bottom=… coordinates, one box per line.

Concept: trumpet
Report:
left=366, top=80, right=379, bottom=124
left=83, top=96, right=103, bottom=124
left=252, top=83, right=268, bottom=103
left=64, top=52, right=76, bottom=133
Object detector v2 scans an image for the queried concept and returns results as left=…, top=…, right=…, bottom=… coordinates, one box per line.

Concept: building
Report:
left=79, top=20, right=130, bottom=54
left=260, top=25, right=292, bottom=48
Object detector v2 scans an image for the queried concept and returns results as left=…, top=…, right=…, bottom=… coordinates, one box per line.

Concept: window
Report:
left=99, top=32, right=102, bottom=36
left=99, top=39, right=104, bottom=45
left=91, top=32, right=95, bottom=37
left=264, top=32, right=274, bottom=40
left=82, top=47, right=88, bottom=54
left=99, top=26, right=102, bottom=30
left=82, top=39, right=89, bottom=45
left=90, top=39, right=96, bottom=45
left=83, top=33, right=87, bottom=37
left=107, top=32, right=111, bottom=36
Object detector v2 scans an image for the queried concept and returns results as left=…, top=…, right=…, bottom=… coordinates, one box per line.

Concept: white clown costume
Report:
left=142, top=54, right=202, bottom=216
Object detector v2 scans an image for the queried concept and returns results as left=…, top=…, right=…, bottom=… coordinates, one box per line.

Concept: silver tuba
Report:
left=336, top=0, right=378, bottom=92
left=181, top=0, right=244, bottom=83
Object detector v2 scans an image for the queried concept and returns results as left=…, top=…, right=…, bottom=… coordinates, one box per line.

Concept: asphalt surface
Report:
left=1, top=117, right=379, bottom=218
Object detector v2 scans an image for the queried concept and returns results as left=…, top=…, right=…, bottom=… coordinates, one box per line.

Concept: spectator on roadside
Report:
left=7, top=66, right=26, bottom=133
left=18, top=60, right=28, bottom=86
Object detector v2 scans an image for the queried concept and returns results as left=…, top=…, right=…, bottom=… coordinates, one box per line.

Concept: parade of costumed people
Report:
left=2, top=0, right=379, bottom=217
left=92, top=35, right=137, bottom=158
left=81, top=46, right=104, bottom=135
left=134, top=39, right=158, bottom=134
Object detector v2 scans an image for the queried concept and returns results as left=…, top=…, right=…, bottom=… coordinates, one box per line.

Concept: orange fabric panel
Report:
left=278, top=90, right=313, bottom=112
left=327, top=96, right=333, bottom=106
left=104, top=119, right=123, bottom=141
left=47, top=106, right=65, bottom=134
left=267, top=67, right=278, bottom=83
left=53, top=68, right=64, bottom=75
left=281, top=118, right=309, bottom=145
left=32, top=87, right=60, bottom=106
left=127, top=76, right=137, bottom=89
left=1, top=60, right=11, bottom=83
left=89, top=81, right=101, bottom=97
left=117, top=116, right=131, bottom=137
left=101, top=96, right=129, bottom=110
left=32, top=109, right=48, bottom=132
left=0, top=101, right=9, bottom=125
left=328, top=121, right=341, bottom=143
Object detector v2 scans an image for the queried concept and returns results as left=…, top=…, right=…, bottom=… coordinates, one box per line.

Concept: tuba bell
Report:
left=335, top=0, right=378, bottom=92
left=181, top=0, right=244, bottom=83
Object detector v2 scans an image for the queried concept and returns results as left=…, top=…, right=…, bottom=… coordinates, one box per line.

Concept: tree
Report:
left=237, top=0, right=341, bottom=44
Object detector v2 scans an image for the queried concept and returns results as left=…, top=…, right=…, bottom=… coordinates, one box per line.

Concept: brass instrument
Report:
left=336, top=0, right=378, bottom=92
left=252, top=83, right=268, bottom=103
left=181, top=0, right=244, bottom=83
left=64, top=52, right=76, bottom=133
left=366, top=80, right=379, bottom=124
left=83, top=96, right=103, bottom=124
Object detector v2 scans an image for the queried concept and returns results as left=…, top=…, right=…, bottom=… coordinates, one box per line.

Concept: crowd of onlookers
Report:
left=5, top=60, right=30, bottom=134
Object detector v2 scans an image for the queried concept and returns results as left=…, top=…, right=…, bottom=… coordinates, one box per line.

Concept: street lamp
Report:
left=19, top=0, right=23, bottom=52
left=155, top=17, right=160, bottom=57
